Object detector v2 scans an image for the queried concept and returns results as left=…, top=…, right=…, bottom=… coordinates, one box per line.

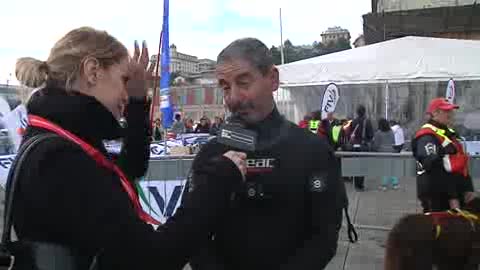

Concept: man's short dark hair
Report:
left=217, top=38, right=274, bottom=75
left=356, top=105, right=366, bottom=117
left=175, top=114, right=181, bottom=121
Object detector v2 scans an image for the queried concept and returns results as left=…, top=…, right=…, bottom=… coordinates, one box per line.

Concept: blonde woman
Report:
left=7, top=27, right=246, bottom=269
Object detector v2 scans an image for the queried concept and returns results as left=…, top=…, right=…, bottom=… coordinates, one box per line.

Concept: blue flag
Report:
left=160, top=0, right=174, bottom=128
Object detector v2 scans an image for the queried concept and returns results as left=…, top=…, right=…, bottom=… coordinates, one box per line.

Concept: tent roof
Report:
left=279, top=36, right=480, bottom=86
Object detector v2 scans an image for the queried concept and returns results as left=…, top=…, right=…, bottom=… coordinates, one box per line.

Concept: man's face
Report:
left=216, top=59, right=279, bottom=124
left=327, top=112, right=334, bottom=121
left=433, top=109, right=455, bottom=126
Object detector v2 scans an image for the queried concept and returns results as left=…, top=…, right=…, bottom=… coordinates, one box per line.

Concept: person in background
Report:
left=298, top=113, right=312, bottom=129
left=412, top=98, right=475, bottom=212
left=309, top=110, right=322, bottom=134
left=195, top=117, right=211, bottom=133
left=390, top=120, right=405, bottom=153
left=171, top=113, right=185, bottom=135
left=152, top=118, right=163, bottom=141
left=372, top=118, right=399, bottom=191
left=349, top=105, right=374, bottom=191
left=185, top=118, right=194, bottom=133
left=210, top=116, right=224, bottom=136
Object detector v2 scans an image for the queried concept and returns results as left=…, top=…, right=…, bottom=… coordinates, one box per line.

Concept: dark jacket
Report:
left=412, top=120, right=474, bottom=211
left=187, top=108, right=346, bottom=270
left=11, top=87, right=243, bottom=270
left=195, top=124, right=210, bottom=134
left=372, top=130, right=395, bottom=153
left=350, top=116, right=374, bottom=145
left=209, top=123, right=223, bottom=136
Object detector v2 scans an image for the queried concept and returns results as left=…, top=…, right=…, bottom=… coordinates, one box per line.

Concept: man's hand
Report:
left=449, top=198, right=460, bottom=209
left=127, top=40, right=155, bottom=98
left=223, top=151, right=247, bottom=181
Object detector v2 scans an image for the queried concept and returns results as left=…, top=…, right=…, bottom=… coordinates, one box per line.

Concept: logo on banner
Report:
left=321, top=83, right=339, bottom=119
left=446, top=79, right=455, bottom=104
left=138, top=180, right=186, bottom=223
left=150, top=143, right=166, bottom=156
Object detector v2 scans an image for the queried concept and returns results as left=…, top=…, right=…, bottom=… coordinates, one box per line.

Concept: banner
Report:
left=0, top=133, right=212, bottom=188
left=446, top=79, right=455, bottom=104
left=160, top=0, right=174, bottom=128
left=321, top=83, right=340, bottom=119
left=2, top=105, right=28, bottom=152
left=138, top=179, right=186, bottom=224
left=0, top=154, right=15, bottom=187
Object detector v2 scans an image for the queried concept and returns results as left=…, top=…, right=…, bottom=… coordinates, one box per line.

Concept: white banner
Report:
left=321, top=83, right=340, bottom=120
left=2, top=105, right=28, bottom=152
left=0, top=133, right=211, bottom=189
left=138, top=179, right=187, bottom=224
left=0, top=154, right=15, bottom=188
left=446, top=79, right=455, bottom=104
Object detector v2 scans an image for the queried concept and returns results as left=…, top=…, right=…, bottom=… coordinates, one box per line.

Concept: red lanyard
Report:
left=28, top=115, right=161, bottom=225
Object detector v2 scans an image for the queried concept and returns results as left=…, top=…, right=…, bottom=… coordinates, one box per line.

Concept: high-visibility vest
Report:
left=309, top=120, right=320, bottom=134
left=415, top=123, right=469, bottom=177
left=332, top=125, right=342, bottom=144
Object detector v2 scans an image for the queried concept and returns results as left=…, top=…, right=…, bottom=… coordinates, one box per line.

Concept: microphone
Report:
left=217, top=114, right=257, bottom=152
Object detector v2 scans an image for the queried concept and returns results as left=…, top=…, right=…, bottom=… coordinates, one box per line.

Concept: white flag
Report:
left=2, top=105, right=28, bottom=152
left=446, top=79, right=455, bottom=104
left=321, top=83, right=340, bottom=119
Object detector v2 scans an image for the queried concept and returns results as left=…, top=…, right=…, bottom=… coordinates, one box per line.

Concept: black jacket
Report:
left=350, top=116, right=374, bottom=145
left=11, top=88, right=243, bottom=270
left=412, top=120, right=473, bottom=207
left=186, top=108, right=346, bottom=270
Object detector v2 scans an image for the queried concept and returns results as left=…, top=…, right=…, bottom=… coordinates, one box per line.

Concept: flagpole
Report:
left=150, top=30, right=163, bottom=128
left=279, top=8, right=285, bottom=65
left=160, top=0, right=173, bottom=129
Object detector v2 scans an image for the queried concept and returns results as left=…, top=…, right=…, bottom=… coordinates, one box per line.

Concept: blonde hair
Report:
left=15, top=27, right=128, bottom=91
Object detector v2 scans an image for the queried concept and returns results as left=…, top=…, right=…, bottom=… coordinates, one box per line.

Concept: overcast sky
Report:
left=0, top=0, right=371, bottom=85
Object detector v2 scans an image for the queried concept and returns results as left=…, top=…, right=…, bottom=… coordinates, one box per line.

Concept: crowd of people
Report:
left=299, top=106, right=405, bottom=191
left=152, top=114, right=225, bottom=141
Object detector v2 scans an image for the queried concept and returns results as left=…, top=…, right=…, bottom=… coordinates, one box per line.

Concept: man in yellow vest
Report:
left=308, top=111, right=322, bottom=134
left=412, top=98, right=475, bottom=212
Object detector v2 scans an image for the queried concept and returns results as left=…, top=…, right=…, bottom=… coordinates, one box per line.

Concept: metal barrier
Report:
left=337, top=151, right=480, bottom=178
left=144, top=152, right=480, bottom=181
left=146, top=155, right=194, bottom=181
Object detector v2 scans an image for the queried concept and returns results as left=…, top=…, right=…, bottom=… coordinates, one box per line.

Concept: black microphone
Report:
left=217, top=114, right=257, bottom=152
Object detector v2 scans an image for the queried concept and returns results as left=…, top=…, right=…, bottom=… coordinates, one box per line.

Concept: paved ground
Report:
left=325, top=176, right=421, bottom=270
left=0, top=177, right=465, bottom=270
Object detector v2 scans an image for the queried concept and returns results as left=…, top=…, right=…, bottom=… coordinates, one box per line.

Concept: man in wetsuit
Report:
left=185, top=38, right=347, bottom=270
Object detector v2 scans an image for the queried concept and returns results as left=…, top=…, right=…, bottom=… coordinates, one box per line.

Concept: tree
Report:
left=269, top=37, right=353, bottom=64
left=336, top=38, right=352, bottom=50
left=270, top=46, right=281, bottom=65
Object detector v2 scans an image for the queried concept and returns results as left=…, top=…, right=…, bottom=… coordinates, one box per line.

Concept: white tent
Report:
left=279, top=36, right=480, bottom=86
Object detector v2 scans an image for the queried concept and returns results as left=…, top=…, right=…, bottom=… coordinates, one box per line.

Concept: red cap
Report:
left=426, top=98, right=459, bottom=113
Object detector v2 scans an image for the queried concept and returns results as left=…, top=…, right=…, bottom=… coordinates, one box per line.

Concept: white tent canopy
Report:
left=279, top=36, right=480, bottom=87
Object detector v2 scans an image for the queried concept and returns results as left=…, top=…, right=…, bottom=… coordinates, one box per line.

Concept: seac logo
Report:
left=246, top=158, right=275, bottom=174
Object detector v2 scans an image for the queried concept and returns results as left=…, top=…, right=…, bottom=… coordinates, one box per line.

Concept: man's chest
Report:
left=240, top=151, right=311, bottom=205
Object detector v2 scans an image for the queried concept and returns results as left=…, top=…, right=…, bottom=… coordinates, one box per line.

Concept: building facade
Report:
left=151, top=45, right=216, bottom=76
left=321, top=26, right=351, bottom=44
left=198, top=59, right=216, bottom=73
left=168, top=84, right=225, bottom=122
left=365, top=1, right=480, bottom=45
left=375, top=0, right=477, bottom=13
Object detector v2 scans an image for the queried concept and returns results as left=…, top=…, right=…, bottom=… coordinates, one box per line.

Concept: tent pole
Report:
left=385, top=81, right=389, bottom=120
